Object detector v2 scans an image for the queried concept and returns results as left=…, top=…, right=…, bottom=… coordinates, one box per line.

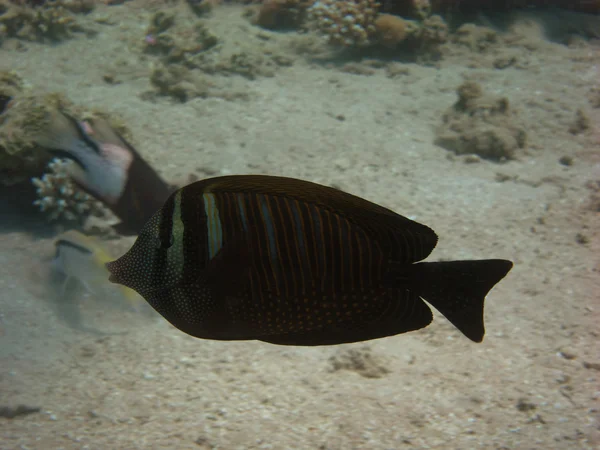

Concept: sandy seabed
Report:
left=0, top=2, right=599, bottom=449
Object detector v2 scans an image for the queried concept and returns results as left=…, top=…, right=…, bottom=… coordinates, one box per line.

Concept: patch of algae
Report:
left=140, top=6, right=293, bottom=101
left=0, top=0, right=94, bottom=43
left=0, top=75, right=69, bottom=186
left=0, top=71, right=131, bottom=186
left=144, top=12, right=219, bottom=67
left=149, top=63, right=214, bottom=103
left=328, top=346, right=391, bottom=379
left=435, top=81, right=527, bottom=162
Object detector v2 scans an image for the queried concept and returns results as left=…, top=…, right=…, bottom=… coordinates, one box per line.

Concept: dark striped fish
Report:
left=106, top=175, right=512, bottom=346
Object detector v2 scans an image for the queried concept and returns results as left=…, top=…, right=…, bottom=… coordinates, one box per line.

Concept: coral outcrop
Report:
left=251, top=0, right=312, bottom=30
left=0, top=0, right=93, bottom=43
left=373, top=13, right=410, bottom=48
left=435, top=81, right=527, bottom=161
left=143, top=11, right=219, bottom=65
left=307, top=0, right=380, bottom=48
left=0, top=72, right=131, bottom=187
left=0, top=72, right=63, bottom=187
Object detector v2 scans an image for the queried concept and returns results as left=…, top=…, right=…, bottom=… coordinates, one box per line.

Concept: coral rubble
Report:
left=435, top=81, right=527, bottom=161
left=143, top=11, right=219, bottom=66
left=0, top=0, right=93, bottom=43
left=149, top=63, right=213, bottom=102
left=140, top=5, right=294, bottom=101
left=328, top=346, right=391, bottom=379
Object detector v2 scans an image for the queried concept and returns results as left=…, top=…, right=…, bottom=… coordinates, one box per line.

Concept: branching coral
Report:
left=31, top=158, right=106, bottom=223
left=308, top=0, right=380, bottom=48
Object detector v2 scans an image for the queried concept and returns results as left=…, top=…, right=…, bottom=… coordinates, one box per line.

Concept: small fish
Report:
left=34, top=109, right=173, bottom=235
left=53, top=230, right=143, bottom=310
left=106, top=175, right=513, bottom=346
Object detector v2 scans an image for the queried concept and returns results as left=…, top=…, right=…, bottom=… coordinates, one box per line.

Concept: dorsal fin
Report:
left=184, top=175, right=438, bottom=263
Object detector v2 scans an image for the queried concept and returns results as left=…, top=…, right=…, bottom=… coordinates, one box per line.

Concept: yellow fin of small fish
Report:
left=53, top=230, right=144, bottom=311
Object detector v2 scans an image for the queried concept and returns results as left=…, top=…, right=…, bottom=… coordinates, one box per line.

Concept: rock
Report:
left=435, top=81, right=527, bottom=161
left=327, top=346, right=391, bottom=378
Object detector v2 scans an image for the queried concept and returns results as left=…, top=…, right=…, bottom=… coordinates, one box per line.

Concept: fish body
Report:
left=34, top=109, right=173, bottom=235
left=53, top=230, right=143, bottom=310
left=106, top=175, right=512, bottom=346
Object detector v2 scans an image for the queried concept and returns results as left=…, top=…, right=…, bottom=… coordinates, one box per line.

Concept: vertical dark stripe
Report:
left=245, top=193, right=270, bottom=295
left=335, top=214, right=343, bottom=291
left=272, top=196, right=298, bottom=297
left=221, top=192, right=235, bottom=239
left=309, top=204, right=327, bottom=292
left=236, top=193, right=248, bottom=233
left=290, top=200, right=308, bottom=266
left=354, top=229, right=364, bottom=291
left=194, top=190, right=210, bottom=265
left=254, top=194, right=280, bottom=295
left=365, top=231, right=374, bottom=287
left=180, top=188, right=208, bottom=280
left=285, top=198, right=307, bottom=295
left=374, top=240, right=384, bottom=283
left=336, top=214, right=352, bottom=291
left=301, top=201, right=319, bottom=287
left=323, top=210, right=340, bottom=293
left=260, top=195, right=282, bottom=295
left=263, top=195, right=288, bottom=297
left=158, top=195, right=175, bottom=250
left=151, top=195, right=175, bottom=287
left=217, top=192, right=240, bottom=265
left=345, top=217, right=355, bottom=291
left=258, top=194, right=277, bottom=265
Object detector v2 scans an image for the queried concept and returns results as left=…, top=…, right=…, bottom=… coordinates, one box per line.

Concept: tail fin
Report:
left=406, top=259, right=512, bottom=342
